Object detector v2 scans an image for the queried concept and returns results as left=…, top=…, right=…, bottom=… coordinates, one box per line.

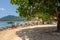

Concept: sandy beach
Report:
left=0, top=24, right=58, bottom=40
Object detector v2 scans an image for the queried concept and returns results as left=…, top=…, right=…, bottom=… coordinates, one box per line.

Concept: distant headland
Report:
left=0, top=15, right=25, bottom=21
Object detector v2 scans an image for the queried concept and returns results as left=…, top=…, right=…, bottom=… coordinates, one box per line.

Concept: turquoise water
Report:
left=16, top=22, right=25, bottom=24
left=0, top=21, right=25, bottom=27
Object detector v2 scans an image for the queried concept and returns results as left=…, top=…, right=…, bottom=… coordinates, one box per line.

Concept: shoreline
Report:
left=0, top=24, right=57, bottom=40
left=0, top=24, right=57, bottom=31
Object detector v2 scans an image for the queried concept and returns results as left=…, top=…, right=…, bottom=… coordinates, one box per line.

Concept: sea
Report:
left=0, top=21, right=25, bottom=27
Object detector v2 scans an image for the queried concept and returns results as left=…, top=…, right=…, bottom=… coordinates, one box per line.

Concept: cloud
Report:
left=0, top=8, right=5, bottom=11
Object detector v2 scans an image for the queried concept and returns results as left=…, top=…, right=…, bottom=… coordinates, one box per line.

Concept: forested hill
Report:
left=0, top=15, right=25, bottom=21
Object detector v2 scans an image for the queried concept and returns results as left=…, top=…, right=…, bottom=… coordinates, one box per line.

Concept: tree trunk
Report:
left=57, top=14, right=60, bottom=30
left=57, top=5, right=60, bottom=30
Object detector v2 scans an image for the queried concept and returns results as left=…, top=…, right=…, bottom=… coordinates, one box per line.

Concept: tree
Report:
left=10, top=0, right=60, bottom=31
left=10, top=0, right=52, bottom=20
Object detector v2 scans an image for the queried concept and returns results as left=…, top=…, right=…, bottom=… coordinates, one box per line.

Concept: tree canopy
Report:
left=10, top=0, right=60, bottom=20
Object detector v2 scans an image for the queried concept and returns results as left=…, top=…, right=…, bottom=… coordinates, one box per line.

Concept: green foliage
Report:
left=40, top=13, right=50, bottom=20
left=10, top=0, right=60, bottom=20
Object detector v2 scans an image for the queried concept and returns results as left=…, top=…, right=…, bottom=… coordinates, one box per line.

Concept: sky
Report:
left=0, top=0, right=19, bottom=18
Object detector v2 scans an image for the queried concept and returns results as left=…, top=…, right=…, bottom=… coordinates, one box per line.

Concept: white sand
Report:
left=0, top=24, right=57, bottom=40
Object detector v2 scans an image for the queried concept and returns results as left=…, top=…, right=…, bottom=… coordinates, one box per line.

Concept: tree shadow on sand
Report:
left=16, top=26, right=60, bottom=40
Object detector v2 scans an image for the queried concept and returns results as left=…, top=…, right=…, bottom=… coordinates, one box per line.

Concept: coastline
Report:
left=0, top=24, right=57, bottom=31
left=0, top=24, right=57, bottom=40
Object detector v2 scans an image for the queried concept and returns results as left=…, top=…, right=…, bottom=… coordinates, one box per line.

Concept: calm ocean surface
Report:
left=0, top=21, right=25, bottom=27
